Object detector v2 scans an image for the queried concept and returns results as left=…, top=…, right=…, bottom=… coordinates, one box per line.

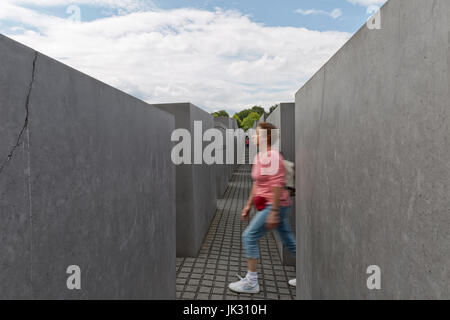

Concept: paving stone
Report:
left=266, top=293, right=279, bottom=300
left=279, top=288, right=290, bottom=294
left=203, top=274, right=214, bottom=280
left=188, top=279, right=200, bottom=286
left=265, top=280, right=275, bottom=287
left=213, top=287, right=224, bottom=294
left=197, top=293, right=210, bottom=300
left=265, top=286, right=277, bottom=293
left=182, top=292, right=195, bottom=299
left=176, top=285, right=184, bottom=291
left=253, top=293, right=265, bottom=299
left=185, top=286, right=197, bottom=292
left=201, top=280, right=213, bottom=287
left=199, top=287, right=212, bottom=294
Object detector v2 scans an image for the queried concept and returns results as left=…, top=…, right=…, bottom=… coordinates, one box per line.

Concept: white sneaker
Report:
left=288, top=279, right=297, bottom=287
left=228, top=275, right=260, bottom=294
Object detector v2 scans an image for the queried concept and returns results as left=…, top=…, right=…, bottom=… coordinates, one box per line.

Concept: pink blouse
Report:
left=251, top=150, right=292, bottom=207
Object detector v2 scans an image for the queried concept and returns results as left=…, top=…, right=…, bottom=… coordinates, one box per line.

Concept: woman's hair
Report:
left=257, top=122, right=278, bottom=146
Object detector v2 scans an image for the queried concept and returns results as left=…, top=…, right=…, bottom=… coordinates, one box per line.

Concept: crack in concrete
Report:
left=0, top=51, right=38, bottom=176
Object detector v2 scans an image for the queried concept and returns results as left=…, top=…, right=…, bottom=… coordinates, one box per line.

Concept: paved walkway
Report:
left=176, top=164, right=296, bottom=300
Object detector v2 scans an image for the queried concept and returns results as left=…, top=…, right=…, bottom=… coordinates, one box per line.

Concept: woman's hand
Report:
left=265, top=210, right=280, bottom=230
left=241, top=204, right=252, bottom=221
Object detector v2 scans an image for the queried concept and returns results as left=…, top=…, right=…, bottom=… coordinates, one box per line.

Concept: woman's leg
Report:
left=248, top=258, right=258, bottom=272
left=229, top=206, right=270, bottom=293
left=242, top=206, right=271, bottom=261
left=275, top=206, right=296, bottom=257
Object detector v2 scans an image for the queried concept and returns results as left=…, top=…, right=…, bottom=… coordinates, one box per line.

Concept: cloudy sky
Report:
left=0, top=0, right=386, bottom=115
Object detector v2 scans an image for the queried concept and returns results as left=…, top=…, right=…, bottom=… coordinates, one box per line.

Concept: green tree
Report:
left=241, top=112, right=261, bottom=131
left=235, top=109, right=252, bottom=121
left=250, top=106, right=265, bottom=116
left=232, top=114, right=242, bottom=128
left=235, top=106, right=265, bottom=123
left=269, top=105, right=278, bottom=115
left=212, top=110, right=229, bottom=118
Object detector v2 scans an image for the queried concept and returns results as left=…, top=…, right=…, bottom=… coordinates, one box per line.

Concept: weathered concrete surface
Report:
left=0, top=35, right=176, bottom=299
left=214, top=117, right=233, bottom=197
left=295, top=0, right=450, bottom=299
left=153, top=103, right=217, bottom=257
left=266, top=103, right=296, bottom=266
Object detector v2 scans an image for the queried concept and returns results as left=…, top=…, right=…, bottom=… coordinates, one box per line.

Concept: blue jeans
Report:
left=243, top=205, right=296, bottom=259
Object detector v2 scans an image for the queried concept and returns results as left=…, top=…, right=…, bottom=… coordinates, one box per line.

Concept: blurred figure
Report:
left=228, top=123, right=296, bottom=294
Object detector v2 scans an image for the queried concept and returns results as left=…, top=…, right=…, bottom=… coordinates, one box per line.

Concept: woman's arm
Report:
left=271, top=186, right=281, bottom=211
left=266, top=186, right=282, bottom=230
left=241, top=183, right=255, bottom=220
left=247, top=183, right=256, bottom=207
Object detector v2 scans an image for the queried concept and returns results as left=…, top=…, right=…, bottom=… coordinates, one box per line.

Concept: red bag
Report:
left=253, top=196, right=268, bottom=211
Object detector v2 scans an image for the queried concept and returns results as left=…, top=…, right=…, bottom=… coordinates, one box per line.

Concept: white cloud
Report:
left=295, top=8, right=342, bottom=19
left=0, top=2, right=351, bottom=114
left=347, top=0, right=386, bottom=7
left=4, top=0, right=156, bottom=11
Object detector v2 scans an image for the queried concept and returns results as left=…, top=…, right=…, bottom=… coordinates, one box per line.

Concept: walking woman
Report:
left=228, top=122, right=296, bottom=294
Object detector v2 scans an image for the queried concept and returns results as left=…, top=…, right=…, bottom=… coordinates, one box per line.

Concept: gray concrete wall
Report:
left=0, top=35, right=176, bottom=299
left=256, top=113, right=265, bottom=127
left=214, top=116, right=232, bottom=130
left=295, top=0, right=450, bottom=299
left=230, top=118, right=238, bottom=130
left=153, top=103, right=217, bottom=257
left=266, top=103, right=296, bottom=266
left=229, top=118, right=241, bottom=169
left=214, top=117, right=234, bottom=198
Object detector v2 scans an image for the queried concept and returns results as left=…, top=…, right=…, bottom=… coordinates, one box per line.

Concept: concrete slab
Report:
left=214, top=117, right=233, bottom=198
left=152, top=103, right=217, bottom=258
left=0, top=35, right=176, bottom=299
left=266, top=103, right=296, bottom=266
left=295, top=0, right=450, bottom=299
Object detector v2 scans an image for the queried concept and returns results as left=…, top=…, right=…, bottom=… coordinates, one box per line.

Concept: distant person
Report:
left=245, top=136, right=249, bottom=148
left=228, top=122, right=296, bottom=294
